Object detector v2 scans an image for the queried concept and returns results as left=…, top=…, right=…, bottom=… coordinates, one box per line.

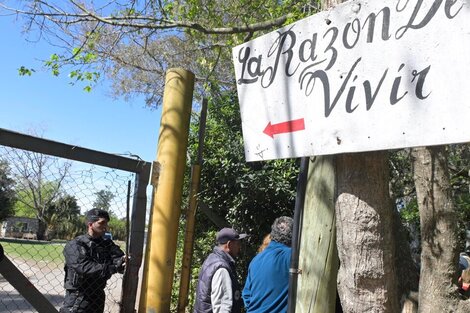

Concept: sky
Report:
left=0, top=14, right=161, bottom=163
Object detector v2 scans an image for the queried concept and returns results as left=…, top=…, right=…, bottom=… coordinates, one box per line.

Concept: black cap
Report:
left=216, top=228, right=248, bottom=244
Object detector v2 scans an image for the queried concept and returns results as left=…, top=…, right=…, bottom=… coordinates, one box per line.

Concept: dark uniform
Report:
left=60, top=234, right=124, bottom=313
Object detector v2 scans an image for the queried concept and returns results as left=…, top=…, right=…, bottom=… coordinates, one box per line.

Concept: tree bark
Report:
left=320, top=1, right=410, bottom=312
left=336, top=151, right=399, bottom=313
left=411, top=146, right=470, bottom=312
left=37, top=219, right=47, bottom=241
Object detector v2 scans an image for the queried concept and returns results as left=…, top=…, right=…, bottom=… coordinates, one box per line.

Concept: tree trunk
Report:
left=36, top=219, right=47, bottom=241
left=335, top=151, right=399, bottom=313
left=412, top=146, right=470, bottom=312
left=317, top=1, right=418, bottom=311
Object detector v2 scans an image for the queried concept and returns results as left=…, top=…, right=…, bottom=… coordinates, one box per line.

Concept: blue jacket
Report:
left=242, top=241, right=291, bottom=313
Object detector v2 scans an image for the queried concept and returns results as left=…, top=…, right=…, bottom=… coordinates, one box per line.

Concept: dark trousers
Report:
left=60, top=289, right=106, bottom=313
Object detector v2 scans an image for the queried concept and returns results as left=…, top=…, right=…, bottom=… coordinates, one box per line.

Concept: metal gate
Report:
left=0, top=128, right=151, bottom=313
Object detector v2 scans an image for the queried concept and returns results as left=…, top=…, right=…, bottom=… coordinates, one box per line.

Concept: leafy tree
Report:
left=0, top=160, right=16, bottom=222
left=0, top=0, right=318, bottom=105
left=390, top=144, right=470, bottom=254
left=189, top=91, right=299, bottom=244
left=92, top=189, right=115, bottom=212
left=9, top=148, right=71, bottom=240
left=45, top=194, right=81, bottom=239
left=108, top=217, right=127, bottom=241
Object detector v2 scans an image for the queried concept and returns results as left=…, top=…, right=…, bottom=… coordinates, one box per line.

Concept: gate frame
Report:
left=0, top=128, right=151, bottom=313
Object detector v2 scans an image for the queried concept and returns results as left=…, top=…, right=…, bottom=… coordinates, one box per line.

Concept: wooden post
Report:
left=177, top=98, right=208, bottom=313
left=295, top=156, right=338, bottom=313
left=140, top=68, right=194, bottom=313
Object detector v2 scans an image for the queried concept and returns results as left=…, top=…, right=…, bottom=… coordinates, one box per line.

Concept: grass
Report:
left=0, top=240, right=65, bottom=263
left=0, top=239, right=127, bottom=263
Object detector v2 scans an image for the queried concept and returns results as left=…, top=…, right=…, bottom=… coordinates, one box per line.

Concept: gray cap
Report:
left=216, top=228, right=248, bottom=244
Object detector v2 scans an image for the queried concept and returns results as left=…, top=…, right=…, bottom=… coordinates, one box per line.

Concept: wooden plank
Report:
left=296, top=156, right=338, bottom=313
left=0, top=249, right=59, bottom=313
left=121, top=170, right=150, bottom=313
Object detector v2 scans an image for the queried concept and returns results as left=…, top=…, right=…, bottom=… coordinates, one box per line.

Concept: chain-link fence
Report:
left=0, top=129, right=151, bottom=313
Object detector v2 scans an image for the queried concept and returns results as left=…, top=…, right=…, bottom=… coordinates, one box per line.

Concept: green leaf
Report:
left=18, top=66, right=35, bottom=76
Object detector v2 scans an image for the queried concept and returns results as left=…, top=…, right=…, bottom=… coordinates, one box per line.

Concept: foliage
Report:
left=190, top=90, right=299, bottom=239
left=13, top=189, right=37, bottom=218
left=18, top=66, right=35, bottom=76
left=93, top=189, right=115, bottom=212
left=2, top=0, right=320, bottom=105
left=448, top=144, right=470, bottom=249
left=389, top=144, right=470, bottom=252
left=177, top=89, right=299, bottom=310
left=0, top=160, right=16, bottom=222
left=171, top=218, right=216, bottom=312
left=46, top=195, right=82, bottom=240
left=108, top=217, right=127, bottom=241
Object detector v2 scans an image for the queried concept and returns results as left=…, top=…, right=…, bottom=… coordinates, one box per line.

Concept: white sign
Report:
left=232, top=0, right=470, bottom=161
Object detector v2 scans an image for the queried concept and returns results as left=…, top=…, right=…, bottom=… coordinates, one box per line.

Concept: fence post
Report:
left=121, top=163, right=151, bottom=313
left=177, top=97, right=208, bottom=313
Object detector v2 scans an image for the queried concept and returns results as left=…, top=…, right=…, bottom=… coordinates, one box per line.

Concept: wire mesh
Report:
left=0, top=145, right=136, bottom=313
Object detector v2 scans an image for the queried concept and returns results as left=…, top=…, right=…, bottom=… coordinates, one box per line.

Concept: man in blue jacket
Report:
left=242, top=216, right=293, bottom=313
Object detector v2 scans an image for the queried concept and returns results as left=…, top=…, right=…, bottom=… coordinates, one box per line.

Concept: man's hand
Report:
left=114, top=255, right=127, bottom=274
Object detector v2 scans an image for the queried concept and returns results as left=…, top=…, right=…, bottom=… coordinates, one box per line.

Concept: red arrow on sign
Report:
left=263, top=118, right=305, bottom=138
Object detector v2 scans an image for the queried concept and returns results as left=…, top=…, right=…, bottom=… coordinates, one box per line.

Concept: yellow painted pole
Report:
left=140, top=68, right=194, bottom=313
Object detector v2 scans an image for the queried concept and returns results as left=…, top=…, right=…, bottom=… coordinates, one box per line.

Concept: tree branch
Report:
left=1, top=3, right=293, bottom=35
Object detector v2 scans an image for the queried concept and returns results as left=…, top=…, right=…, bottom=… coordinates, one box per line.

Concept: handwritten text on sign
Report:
left=232, top=0, right=470, bottom=161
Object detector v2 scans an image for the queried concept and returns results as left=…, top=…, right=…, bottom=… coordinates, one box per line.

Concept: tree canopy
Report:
left=9, top=148, right=71, bottom=240
left=93, top=189, right=115, bottom=212
left=1, top=0, right=320, bottom=104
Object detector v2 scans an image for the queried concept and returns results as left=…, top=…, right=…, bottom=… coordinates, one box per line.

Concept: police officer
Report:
left=60, top=209, right=126, bottom=313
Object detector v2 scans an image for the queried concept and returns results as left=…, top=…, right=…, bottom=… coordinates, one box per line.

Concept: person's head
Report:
left=216, top=227, right=248, bottom=258
left=270, top=216, right=293, bottom=247
left=85, top=209, right=110, bottom=238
